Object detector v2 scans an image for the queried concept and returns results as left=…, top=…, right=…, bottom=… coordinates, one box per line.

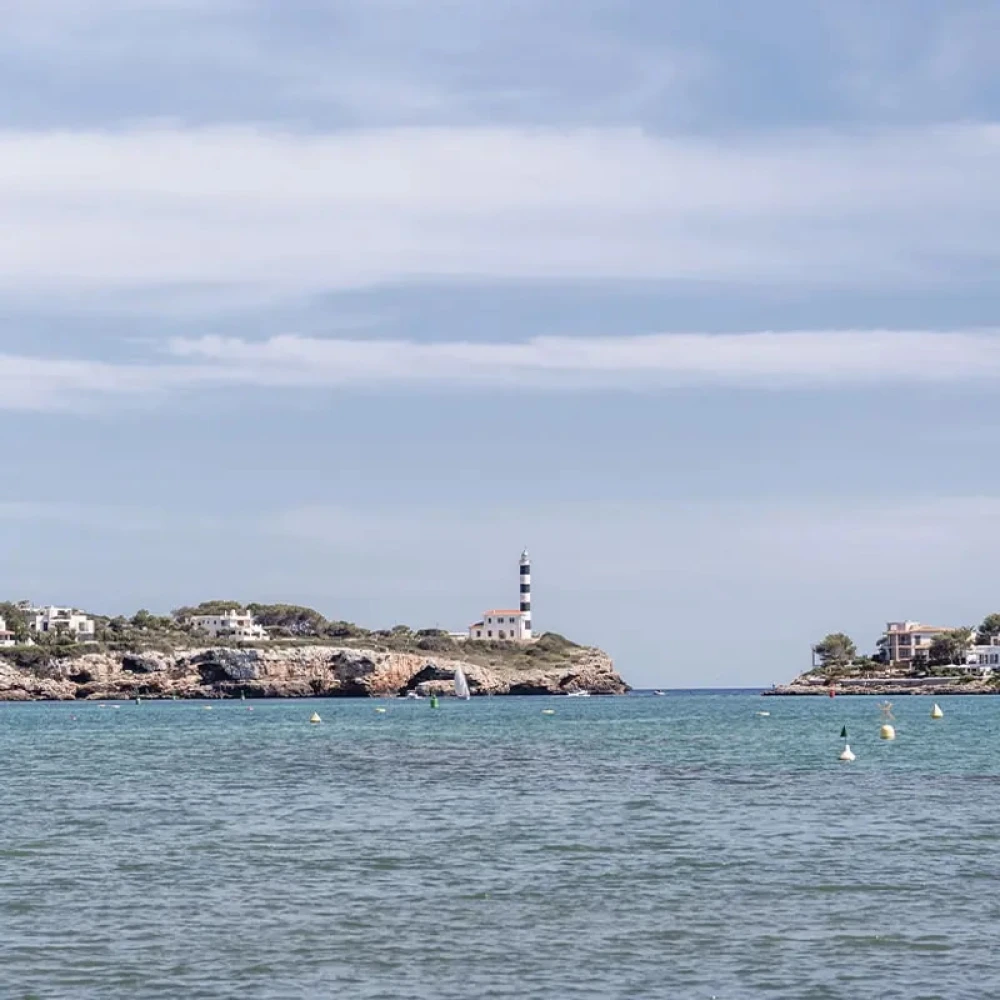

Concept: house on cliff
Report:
left=188, top=609, right=269, bottom=641
left=0, top=617, right=14, bottom=647
left=17, top=602, right=96, bottom=641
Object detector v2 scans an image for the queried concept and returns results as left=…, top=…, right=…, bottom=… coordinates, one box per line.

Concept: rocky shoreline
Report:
left=0, top=643, right=628, bottom=701
left=764, top=675, right=994, bottom=696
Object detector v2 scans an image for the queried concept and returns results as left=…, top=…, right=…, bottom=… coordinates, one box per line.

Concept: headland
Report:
left=0, top=601, right=627, bottom=700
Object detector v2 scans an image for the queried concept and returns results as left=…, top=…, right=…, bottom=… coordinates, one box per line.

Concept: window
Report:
left=499, top=630, right=506, bottom=639
left=509, top=617, right=515, bottom=624
left=475, top=630, right=482, bottom=638
left=487, top=631, right=492, bottom=638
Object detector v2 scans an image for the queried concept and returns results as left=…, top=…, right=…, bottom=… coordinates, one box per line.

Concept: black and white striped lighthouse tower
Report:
left=519, top=548, right=532, bottom=639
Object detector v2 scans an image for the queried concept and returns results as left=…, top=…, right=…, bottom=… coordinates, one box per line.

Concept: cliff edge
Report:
left=0, top=640, right=627, bottom=701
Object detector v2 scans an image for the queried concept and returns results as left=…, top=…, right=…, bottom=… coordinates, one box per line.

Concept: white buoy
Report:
left=931, top=703, right=944, bottom=719
left=309, top=712, right=322, bottom=723
left=879, top=723, right=896, bottom=740
left=839, top=744, right=856, bottom=761
left=542, top=708, right=555, bottom=715
left=375, top=707, right=387, bottom=714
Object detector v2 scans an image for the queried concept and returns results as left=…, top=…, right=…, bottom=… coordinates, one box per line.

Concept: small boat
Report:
left=405, top=690, right=423, bottom=700
left=565, top=690, right=590, bottom=697
left=653, top=690, right=666, bottom=696
left=454, top=667, right=471, bottom=701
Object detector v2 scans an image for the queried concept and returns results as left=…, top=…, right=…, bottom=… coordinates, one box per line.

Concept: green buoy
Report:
left=430, top=694, right=440, bottom=709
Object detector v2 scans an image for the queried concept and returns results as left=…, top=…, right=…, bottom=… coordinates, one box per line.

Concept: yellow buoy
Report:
left=309, top=712, right=322, bottom=724
left=839, top=744, right=856, bottom=761
left=879, top=723, right=896, bottom=740
left=931, top=703, right=944, bottom=719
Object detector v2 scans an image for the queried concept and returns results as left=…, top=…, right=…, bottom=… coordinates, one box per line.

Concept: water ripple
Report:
left=2, top=695, right=1000, bottom=998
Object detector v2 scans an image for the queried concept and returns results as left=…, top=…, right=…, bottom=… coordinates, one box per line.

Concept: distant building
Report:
left=469, top=550, right=533, bottom=642
left=0, top=616, right=15, bottom=647
left=883, top=621, right=956, bottom=665
left=188, top=609, right=269, bottom=641
left=18, top=603, right=97, bottom=641
left=964, top=640, right=1000, bottom=673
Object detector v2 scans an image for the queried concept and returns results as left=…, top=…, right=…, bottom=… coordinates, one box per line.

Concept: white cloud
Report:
left=0, top=124, right=998, bottom=292
left=165, top=329, right=1000, bottom=388
left=4, top=329, right=1000, bottom=410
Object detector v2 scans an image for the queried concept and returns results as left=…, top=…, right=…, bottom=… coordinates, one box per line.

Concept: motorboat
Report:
left=565, top=690, right=591, bottom=697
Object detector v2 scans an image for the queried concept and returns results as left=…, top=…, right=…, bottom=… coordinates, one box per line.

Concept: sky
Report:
left=3, top=0, right=1000, bottom=688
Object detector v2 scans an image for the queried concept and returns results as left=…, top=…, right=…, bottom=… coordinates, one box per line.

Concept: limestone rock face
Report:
left=0, top=642, right=628, bottom=700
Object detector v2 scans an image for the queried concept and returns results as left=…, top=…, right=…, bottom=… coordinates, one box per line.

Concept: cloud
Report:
left=165, top=329, right=1000, bottom=389
left=4, top=328, right=1000, bottom=411
left=1, top=124, right=999, bottom=293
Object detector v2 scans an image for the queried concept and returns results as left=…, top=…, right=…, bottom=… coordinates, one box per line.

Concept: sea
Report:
left=2, top=691, right=998, bottom=999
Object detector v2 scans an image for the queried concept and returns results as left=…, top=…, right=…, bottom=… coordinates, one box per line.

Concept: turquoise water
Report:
left=2, top=692, right=998, bottom=999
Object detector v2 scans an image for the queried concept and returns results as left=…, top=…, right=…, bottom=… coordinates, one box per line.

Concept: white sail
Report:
left=454, top=666, right=471, bottom=700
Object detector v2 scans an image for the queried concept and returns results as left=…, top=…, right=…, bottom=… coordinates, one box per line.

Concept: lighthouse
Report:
left=466, top=549, right=534, bottom=642
left=519, top=548, right=532, bottom=639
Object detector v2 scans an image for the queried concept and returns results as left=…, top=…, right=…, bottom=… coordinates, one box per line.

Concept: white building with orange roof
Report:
left=883, top=620, right=956, bottom=665
left=468, top=550, right=533, bottom=641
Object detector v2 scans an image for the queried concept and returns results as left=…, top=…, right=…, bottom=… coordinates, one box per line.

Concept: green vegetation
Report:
left=0, top=597, right=587, bottom=668
left=813, top=633, right=856, bottom=670
left=809, top=621, right=992, bottom=683
left=0, top=602, right=30, bottom=643
left=977, top=612, right=1000, bottom=645
left=928, top=627, right=975, bottom=667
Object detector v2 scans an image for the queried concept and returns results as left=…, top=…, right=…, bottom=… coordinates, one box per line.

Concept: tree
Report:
left=172, top=600, right=244, bottom=619
left=978, top=613, right=1000, bottom=646
left=873, top=635, right=889, bottom=664
left=131, top=609, right=155, bottom=629
left=0, top=601, right=30, bottom=643
left=247, top=603, right=328, bottom=635
left=928, top=628, right=974, bottom=667
left=813, top=633, right=857, bottom=669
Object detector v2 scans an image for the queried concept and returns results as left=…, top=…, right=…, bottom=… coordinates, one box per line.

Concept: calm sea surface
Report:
left=2, top=692, right=999, bottom=999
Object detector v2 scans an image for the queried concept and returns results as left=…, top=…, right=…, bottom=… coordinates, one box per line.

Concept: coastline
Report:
left=764, top=676, right=995, bottom=696
left=0, top=641, right=628, bottom=701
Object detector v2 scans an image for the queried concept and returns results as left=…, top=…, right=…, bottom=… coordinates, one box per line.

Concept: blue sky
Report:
left=3, top=0, right=1000, bottom=687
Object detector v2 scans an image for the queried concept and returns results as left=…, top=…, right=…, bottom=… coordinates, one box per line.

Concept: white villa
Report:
left=469, top=550, right=534, bottom=642
left=187, top=609, right=269, bottom=641
left=0, top=616, right=15, bottom=647
left=469, top=609, right=532, bottom=642
left=964, top=641, right=1000, bottom=673
left=17, top=603, right=96, bottom=641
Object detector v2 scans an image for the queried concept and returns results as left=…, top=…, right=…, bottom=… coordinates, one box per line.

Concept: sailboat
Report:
left=454, top=666, right=471, bottom=700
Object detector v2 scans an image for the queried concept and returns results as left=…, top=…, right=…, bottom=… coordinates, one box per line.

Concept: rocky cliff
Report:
left=0, top=643, right=627, bottom=701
